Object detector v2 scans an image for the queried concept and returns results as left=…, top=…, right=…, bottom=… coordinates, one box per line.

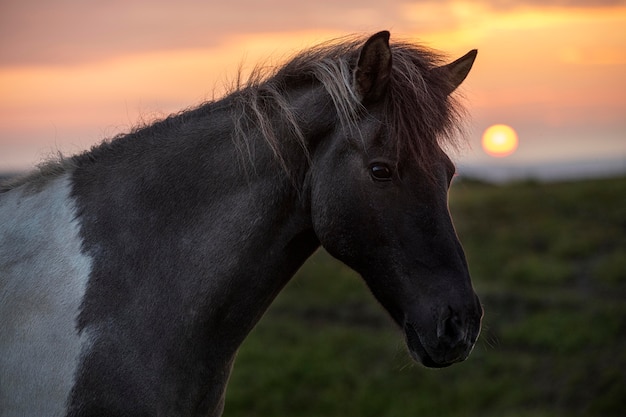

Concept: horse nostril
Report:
left=437, top=307, right=465, bottom=345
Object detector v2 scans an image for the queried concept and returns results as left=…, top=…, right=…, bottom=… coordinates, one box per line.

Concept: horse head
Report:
left=308, top=31, right=482, bottom=368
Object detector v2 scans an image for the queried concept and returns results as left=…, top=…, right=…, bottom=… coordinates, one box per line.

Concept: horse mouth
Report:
left=403, top=323, right=460, bottom=369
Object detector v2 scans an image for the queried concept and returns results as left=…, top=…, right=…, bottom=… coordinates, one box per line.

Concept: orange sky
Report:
left=1, top=0, right=625, bottom=172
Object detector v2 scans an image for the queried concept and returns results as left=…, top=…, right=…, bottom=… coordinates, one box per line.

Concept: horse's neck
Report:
left=72, top=96, right=320, bottom=351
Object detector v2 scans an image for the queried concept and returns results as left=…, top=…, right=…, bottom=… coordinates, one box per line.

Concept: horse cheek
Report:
left=310, top=178, right=369, bottom=269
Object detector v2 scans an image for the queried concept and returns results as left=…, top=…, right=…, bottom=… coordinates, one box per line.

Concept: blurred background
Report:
left=1, top=1, right=624, bottom=415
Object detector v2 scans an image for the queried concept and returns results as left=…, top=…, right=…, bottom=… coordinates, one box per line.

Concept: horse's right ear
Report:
left=353, top=31, right=392, bottom=103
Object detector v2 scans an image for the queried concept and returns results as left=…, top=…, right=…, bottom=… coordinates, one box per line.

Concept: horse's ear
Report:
left=433, top=49, right=478, bottom=96
left=353, top=31, right=392, bottom=103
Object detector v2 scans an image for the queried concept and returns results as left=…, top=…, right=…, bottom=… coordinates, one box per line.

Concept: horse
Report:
left=0, top=31, right=482, bottom=416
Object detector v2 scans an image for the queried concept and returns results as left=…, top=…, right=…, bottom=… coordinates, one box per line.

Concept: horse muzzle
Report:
left=403, top=300, right=483, bottom=368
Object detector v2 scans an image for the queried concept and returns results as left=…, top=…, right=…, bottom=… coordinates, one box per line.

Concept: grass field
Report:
left=224, top=176, right=626, bottom=417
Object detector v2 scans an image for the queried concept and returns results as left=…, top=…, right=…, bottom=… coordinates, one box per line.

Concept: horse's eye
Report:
left=369, top=163, right=393, bottom=181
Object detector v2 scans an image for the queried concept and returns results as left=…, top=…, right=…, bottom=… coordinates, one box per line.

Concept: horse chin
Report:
left=403, top=323, right=455, bottom=369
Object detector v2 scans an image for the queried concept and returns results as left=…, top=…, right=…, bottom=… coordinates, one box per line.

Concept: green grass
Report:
left=224, top=176, right=626, bottom=417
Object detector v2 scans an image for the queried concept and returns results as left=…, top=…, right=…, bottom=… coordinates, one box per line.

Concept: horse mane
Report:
left=231, top=34, right=468, bottom=174
left=1, top=34, right=467, bottom=193
left=0, top=156, right=76, bottom=193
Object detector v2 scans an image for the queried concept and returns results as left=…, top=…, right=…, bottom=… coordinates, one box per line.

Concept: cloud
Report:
left=480, top=0, right=626, bottom=10
left=0, top=0, right=403, bottom=67
left=2, top=0, right=624, bottom=67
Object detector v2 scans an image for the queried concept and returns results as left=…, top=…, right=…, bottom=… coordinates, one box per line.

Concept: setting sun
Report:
left=481, top=124, right=519, bottom=157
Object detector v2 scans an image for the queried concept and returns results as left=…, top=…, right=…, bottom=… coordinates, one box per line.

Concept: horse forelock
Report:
left=230, top=34, right=468, bottom=177
left=384, top=42, right=468, bottom=174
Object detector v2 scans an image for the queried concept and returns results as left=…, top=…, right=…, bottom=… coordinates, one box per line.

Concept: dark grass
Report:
left=225, top=176, right=626, bottom=417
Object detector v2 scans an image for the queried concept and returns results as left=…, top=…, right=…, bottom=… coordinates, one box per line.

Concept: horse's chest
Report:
left=0, top=175, right=93, bottom=416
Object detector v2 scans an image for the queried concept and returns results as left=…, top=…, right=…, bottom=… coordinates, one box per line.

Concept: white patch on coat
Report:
left=0, top=174, right=93, bottom=417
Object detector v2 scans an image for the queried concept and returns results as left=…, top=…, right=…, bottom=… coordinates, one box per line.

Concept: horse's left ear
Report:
left=433, top=49, right=478, bottom=96
left=353, top=31, right=392, bottom=103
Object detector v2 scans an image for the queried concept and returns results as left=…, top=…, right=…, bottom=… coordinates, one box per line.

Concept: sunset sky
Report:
left=1, top=0, right=625, bottom=177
